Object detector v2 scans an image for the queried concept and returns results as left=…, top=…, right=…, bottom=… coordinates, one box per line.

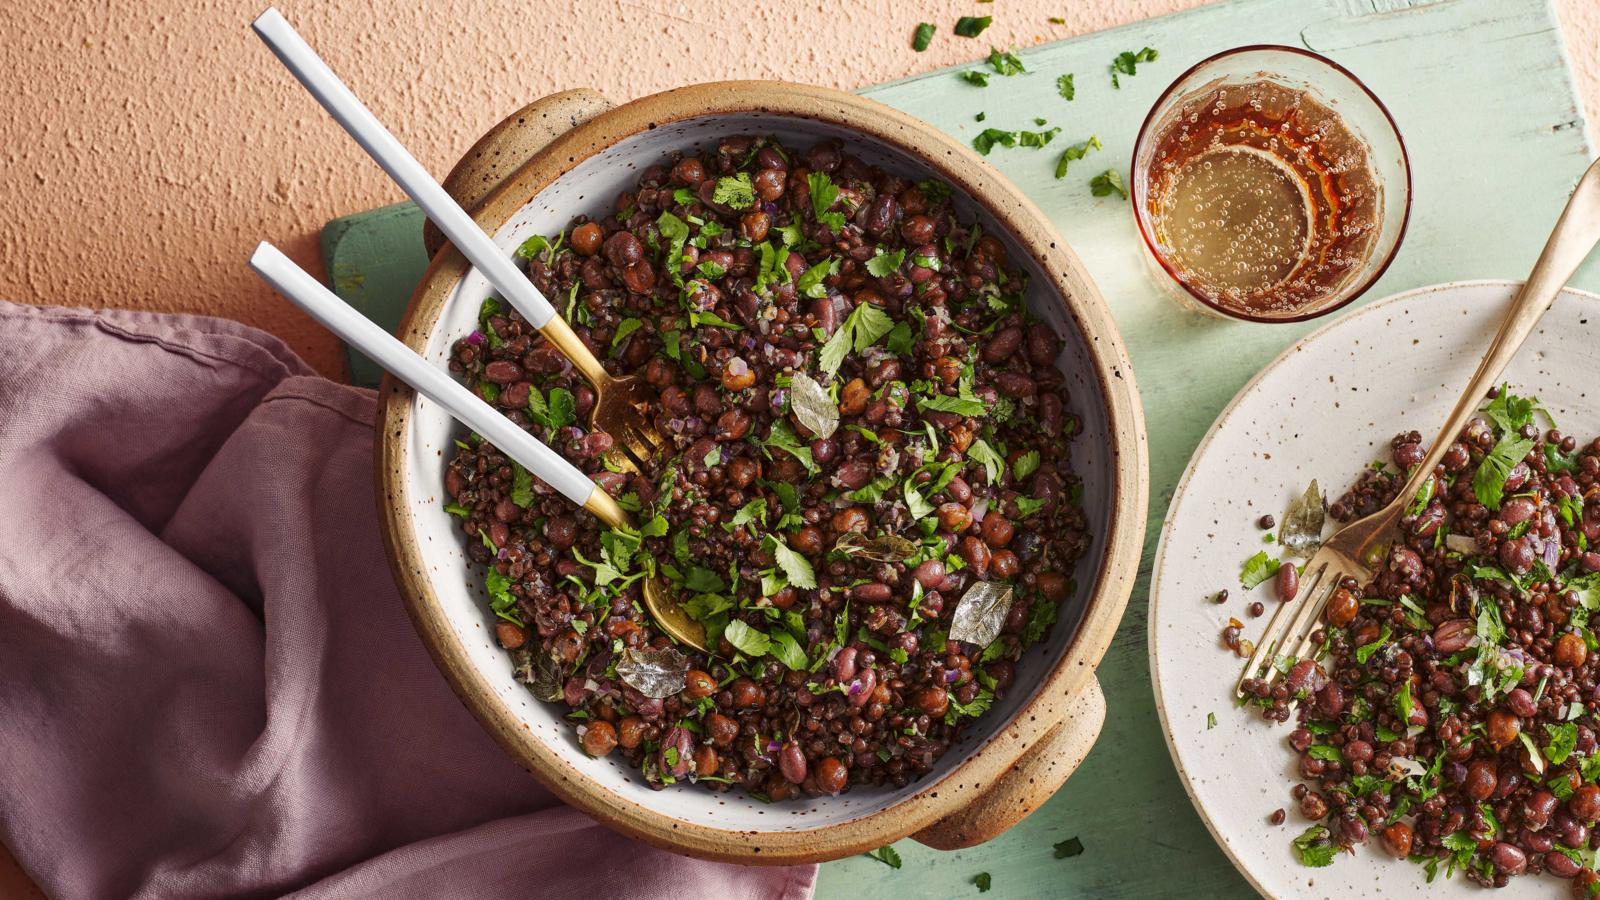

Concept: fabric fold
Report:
left=0, top=301, right=815, bottom=900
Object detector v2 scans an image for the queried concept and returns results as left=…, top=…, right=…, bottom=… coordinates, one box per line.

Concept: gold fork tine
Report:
left=1261, top=563, right=1335, bottom=688
left=1235, top=559, right=1326, bottom=696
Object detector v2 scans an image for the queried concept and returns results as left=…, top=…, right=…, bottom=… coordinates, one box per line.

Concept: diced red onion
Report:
left=945, top=669, right=960, bottom=684
left=466, top=330, right=485, bottom=345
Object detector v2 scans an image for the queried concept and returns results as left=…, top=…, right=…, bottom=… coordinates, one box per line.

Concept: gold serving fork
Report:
left=540, top=319, right=664, bottom=475
left=1238, top=156, right=1600, bottom=695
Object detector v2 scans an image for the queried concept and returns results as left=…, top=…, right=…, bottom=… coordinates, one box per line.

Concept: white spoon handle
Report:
left=248, top=242, right=596, bottom=507
left=252, top=7, right=558, bottom=330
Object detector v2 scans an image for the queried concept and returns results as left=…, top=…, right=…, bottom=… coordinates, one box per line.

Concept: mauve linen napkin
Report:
left=0, top=302, right=817, bottom=900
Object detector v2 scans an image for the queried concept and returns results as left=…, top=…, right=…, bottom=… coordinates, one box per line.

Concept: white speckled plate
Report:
left=1150, top=280, right=1600, bottom=898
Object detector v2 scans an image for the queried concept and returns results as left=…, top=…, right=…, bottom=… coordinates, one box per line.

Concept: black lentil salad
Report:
left=1232, top=387, right=1600, bottom=892
left=442, top=134, right=1089, bottom=801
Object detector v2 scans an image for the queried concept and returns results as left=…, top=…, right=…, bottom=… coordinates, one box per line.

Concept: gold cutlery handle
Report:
left=1392, top=158, right=1600, bottom=510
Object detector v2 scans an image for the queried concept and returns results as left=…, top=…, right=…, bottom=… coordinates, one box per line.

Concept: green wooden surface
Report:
left=321, top=0, right=1596, bottom=895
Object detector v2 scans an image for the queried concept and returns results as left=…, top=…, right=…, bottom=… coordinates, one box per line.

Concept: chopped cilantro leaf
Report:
left=912, top=22, right=935, bottom=51
left=953, top=16, right=992, bottom=38
left=1054, top=135, right=1102, bottom=179
left=1053, top=836, right=1084, bottom=859
left=865, top=845, right=903, bottom=868
left=1056, top=73, right=1075, bottom=101
left=1089, top=169, right=1128, bottom=199
left=1240, top=551, right=1282, bottom=589
left=711, top=173, right=755, bottom=209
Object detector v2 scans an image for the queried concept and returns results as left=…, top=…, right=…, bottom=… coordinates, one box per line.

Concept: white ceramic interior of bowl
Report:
left=402, top=112, right=1118, bottom=831
left=1151, top=281, right=1600, bottom=897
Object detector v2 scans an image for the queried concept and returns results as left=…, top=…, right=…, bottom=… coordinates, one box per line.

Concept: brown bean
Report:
left=983, top=326, right=1023, bottom=363
left=581, top=720, right=618, bottom=757
left=849, top=582, right=892, bottom=602
left=706, top=713, right=738, bottom=748
left=913, top=686, right=949, bottom=718
left=832, top=506, right=869, bottom=534
left=1490, top=842, right=1527, bottom=876
left=779, top=740, right=808, bottom=784
left=753, top=167, right=787, bottom=201
left=980, top=514, right=1014, bottom=547
left=864, top=194, right=898, bottom=236
left=683, top=669, right=716, bottom=700
left=792, top=525, right=825, bottom=555
left=959, top=536, right=991, bottom=577
left=1464, top=759, right=1499, bottom=801
left=571, top=222, right=603, bottom=256
left=1432, top=619, right=1475, bottom=654
left=994, top=372, right=1035, bottom=398
left=484, top=360, right=523, bottom=384
left=839, top=378, right=870, bottom=415
left=1380, top=822, right=1413, bottom=858
left=914, top=559, right=946, bottom=590
left=495, top=621, right=528, bottom=649
left=848, top=667, right=877, bottom=708
left=1572, top=784, right=1600, bottom=824
left=622, top=260, right=656, bottom=294
left=936, top=502, right=973, bottom=533
left=604, top=230, right=643, bottom=268
left=729, top=677, right=766, bottom=709
left=901, top=214, right=935, bottom=245
left=671, top=157, right=707, bottom=186
left=814, top=756, right=848, bottom=795
left=990, top=549, right=1020, bottom=579
left=832, top=459, right=872, bottom=490
left=1038, top=571, right=1071, bottom=601
left=740, top=210, right=771, bottom=242
left=1487, top=710, right=1521, bottom=749
left=1558, top=631, right=1589, bottom=668
left=617, top=716, right=646, bottom=749
left=1324, top=588, right=1359, bottom=627
left=1025, top=323, right=1060, bottom=366
left=1275, top=563, right=1298, bottom=602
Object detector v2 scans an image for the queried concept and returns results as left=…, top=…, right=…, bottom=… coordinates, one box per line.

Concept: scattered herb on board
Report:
left=1207, top=712, right=1218, bottom=730
left=866, top=845, right=903, bottom=868
left=954, top=15, right=992, bottom=38
left=1054, top=135, right=1101, bottom=179
left=1240, top=550, right=1283, bottom=589
left=988, top=46, right=1026, bottom=76
left=974, top=872, right=993, bottom=892
left=1054, top=836, right=1085, bottom=859
left=1110, top=46, right=1159, bottom=88
left=1049, top=16, right=1066, bottom=25
left=912, top=22, right=935, bottom=51
left=1089, top=169, right=1128, bottom=199
left=960, top=70, right=991, bottom=88
left=975, top=112, right=986, bottom=122
left=1056, top=73, right=1075, bottom=101
left=973, top=126, right=1059, bottom=156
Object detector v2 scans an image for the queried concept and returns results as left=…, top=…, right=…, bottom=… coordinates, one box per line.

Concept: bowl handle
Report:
left=911, top=676, right=1105, bottom=850
left=423, top=89, right=616, bottom=257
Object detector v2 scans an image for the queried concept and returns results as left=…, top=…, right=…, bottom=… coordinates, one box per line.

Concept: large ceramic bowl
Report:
left=376, top=81, right=1147, bottom=864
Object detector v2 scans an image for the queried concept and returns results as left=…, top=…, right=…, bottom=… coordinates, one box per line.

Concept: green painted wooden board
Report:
left=321, top=0, right=1596, bottom=895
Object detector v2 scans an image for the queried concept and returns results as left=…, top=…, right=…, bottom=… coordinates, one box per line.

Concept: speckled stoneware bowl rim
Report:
left=1148, top=279, right=1600, bottom=896
left=376, top=80, right=1148, bottom=864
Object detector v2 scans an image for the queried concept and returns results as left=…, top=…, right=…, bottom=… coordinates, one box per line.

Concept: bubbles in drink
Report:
left=1142, top=78, right=1381, bottom=316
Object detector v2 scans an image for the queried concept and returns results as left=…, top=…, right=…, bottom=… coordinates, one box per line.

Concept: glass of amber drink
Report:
left=1131, top=45, right=1410, bottom=322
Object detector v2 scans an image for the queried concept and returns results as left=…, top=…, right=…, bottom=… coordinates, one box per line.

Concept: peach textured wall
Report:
left=1, top=0, right=1597, bottom=380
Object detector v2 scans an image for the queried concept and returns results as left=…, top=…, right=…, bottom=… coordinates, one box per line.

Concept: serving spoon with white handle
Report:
left=249, top=242, right=707, bottom=651
left=251, top=7, right=664, bottom=475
